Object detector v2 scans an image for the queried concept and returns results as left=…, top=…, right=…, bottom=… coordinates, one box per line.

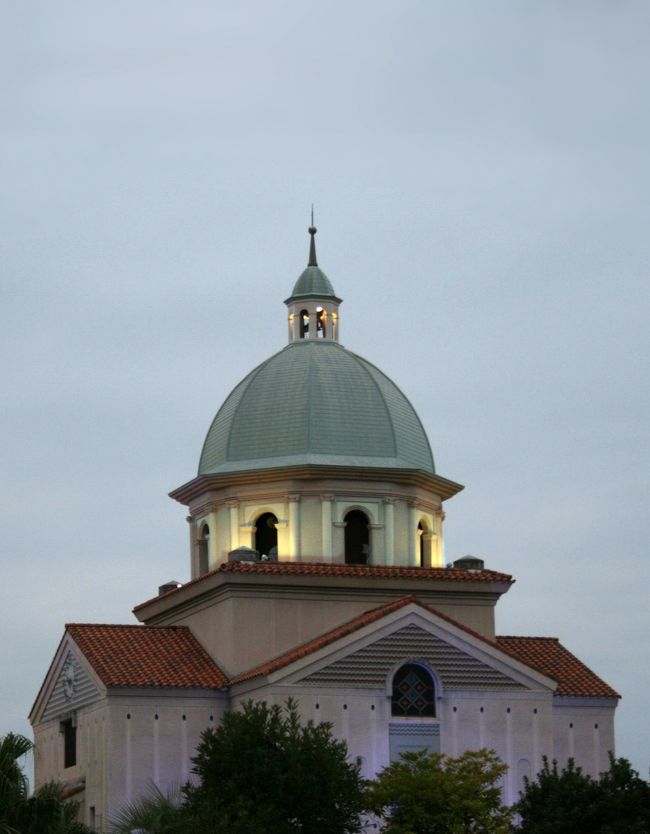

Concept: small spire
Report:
left=308, top=205, right=318, bottom=267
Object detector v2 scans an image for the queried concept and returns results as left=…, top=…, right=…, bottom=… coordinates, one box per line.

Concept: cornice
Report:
left=170, top=465, right=464, bottom=507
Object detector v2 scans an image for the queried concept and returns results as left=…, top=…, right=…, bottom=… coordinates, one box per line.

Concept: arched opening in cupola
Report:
left=299, top=309, right=309, bottom=339
left=316, top=306, right=326, bottom=338
left=417, top=520, right=433, bottom=568
left=344, top=510, right=369, bottom=565
left=198, top=524, right=210, bottom=574
left=255, top=512, right=278, bottom=558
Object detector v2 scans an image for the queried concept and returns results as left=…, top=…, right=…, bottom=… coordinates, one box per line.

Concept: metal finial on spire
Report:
left=308, top=205, right=318, bottom=266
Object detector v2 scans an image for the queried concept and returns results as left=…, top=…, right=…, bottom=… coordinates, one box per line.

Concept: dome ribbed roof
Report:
left=199, top=341, right=435, bottom=475
left=289, top=265, right=337, bottom=299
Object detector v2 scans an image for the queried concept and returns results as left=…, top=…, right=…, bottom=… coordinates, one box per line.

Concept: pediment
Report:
left=35, top=643, right=102, bottom=724
left=267, top=606, right=557, bottom=693
left=298, top=622, right=527, bottom=690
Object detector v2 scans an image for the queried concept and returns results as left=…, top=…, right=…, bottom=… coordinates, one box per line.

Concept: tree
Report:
left=516, top=754, right=650, bottom=834
left=365, top=748, right=513, bottom=834
left=181, top=698, right=364, bottom=834
left=108, top=783, right=186, bottom=834
left=0, top=733, right=92, bottom=834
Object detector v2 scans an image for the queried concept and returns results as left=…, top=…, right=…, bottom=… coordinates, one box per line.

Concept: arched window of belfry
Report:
left=392, top=663, right=436, bottom=717
left=299, top=309, right=309, bottom=339
left=418, top=520, right=432, bottom=568
left=255, top=512, right=278, bottom=558
left=344, top=510, right=370, bottom=565
left=198, top=524, right=210, bottom=574
left=316, top=306, right=326, bottom=338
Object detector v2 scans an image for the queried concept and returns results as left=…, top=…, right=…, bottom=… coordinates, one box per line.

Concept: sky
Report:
left=1, top=1, right=649, bottom=781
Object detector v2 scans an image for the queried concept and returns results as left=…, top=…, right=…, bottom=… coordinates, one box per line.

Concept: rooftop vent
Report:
left=158, top=580, right=182, bottom=596
left=452, top=555, right=485, bottom=572
left=228, top=546, right=260, bottom=563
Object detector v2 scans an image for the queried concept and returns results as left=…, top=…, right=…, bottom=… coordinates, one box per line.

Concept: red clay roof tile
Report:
left=66, top=624, right=227, bottom=689
left=230, top=597, right=618, bottom=700
left=134, top=561, right=513, bottom=612
left=63, top=611, right=618, bottom=699
left=496, top=636, right=619, bottom=698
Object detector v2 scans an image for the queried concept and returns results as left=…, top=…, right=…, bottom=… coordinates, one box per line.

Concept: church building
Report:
left=30, top=224, right=619, bottom=831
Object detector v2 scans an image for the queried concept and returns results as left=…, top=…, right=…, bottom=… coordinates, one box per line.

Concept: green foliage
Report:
left=516, top=754, right=650, bottom=834
left=182, top=698, right=364, bottom=834
left=108, top=783, right=185, bottom=834
left=0, top=733, right=92, bottom=834
left=365, top=748, right=513, bottom=834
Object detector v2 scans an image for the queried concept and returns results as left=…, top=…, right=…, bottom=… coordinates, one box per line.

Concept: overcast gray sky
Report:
left=2, top=1, right=649, bottom=780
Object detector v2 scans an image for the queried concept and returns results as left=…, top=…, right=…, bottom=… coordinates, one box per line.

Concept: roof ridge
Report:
left=225, top=351, right=279, bottom=462
left=497, top=635, right=560, bottom=642
left=66, top=623, right=186, bottom=631
left=348, top=349, right=398, bottom=459
left=345, top=346, right=435, bottom=473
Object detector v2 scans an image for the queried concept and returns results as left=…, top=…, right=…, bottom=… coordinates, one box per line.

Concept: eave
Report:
left=169, top=463, right=464, bottom=505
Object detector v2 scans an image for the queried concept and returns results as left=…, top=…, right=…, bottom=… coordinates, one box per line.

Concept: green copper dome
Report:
left=199, top=340, right=435, bottom=475
left=288, top=265, right=338, bottom=300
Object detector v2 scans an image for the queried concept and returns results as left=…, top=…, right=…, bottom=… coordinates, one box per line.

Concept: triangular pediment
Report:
left=298, top=622, right=527, bottom=690
left=32, top=638, right=103, bottom=725
left=247, top=604, right=557, bottom=694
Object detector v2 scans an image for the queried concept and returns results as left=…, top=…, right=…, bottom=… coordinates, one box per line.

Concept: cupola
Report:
left=285, top=221, right=342, bottom=342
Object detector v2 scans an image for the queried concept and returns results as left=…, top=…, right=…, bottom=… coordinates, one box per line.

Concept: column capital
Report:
left=408, top=499, right=419, bottom=509
left=383, top=497, right=396, bottom=505
left=287, top=493, right=301, bottom=503
left=320, top=493, right=335, bottom=502
left=225, top=498, right=239, bottom=509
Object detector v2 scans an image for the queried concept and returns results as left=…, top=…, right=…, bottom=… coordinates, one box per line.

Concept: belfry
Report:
left=181, top=222, right=459, bottom=575
left=30, top=225, right=619, bottom=831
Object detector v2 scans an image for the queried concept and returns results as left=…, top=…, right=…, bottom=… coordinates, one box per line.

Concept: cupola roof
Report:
left=198, top=221, right=435, bottom=478
left=198, top=340, right=435, bottom=475
left=285, top=222, right=341, bottom=302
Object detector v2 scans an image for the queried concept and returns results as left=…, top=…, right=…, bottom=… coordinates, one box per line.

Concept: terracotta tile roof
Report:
left=231, top=595, right=508, bottom=685
left=496, top=636, right=620, bottom=698
left=134, top=561, right=513, bottom=612
left=230, top=597, right=618, bottom=699
left=216, top=561, right=512, bottom=582
left=66, top=624, right=228, bottom=689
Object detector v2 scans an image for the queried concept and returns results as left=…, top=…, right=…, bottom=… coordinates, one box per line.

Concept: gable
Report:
left=299, top=623, right=527, bottom=690
left=42, top=649, right=101, bottom=722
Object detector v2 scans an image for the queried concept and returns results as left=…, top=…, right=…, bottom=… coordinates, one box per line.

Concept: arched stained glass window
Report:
left=391, top=663, right=436, bottom=717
